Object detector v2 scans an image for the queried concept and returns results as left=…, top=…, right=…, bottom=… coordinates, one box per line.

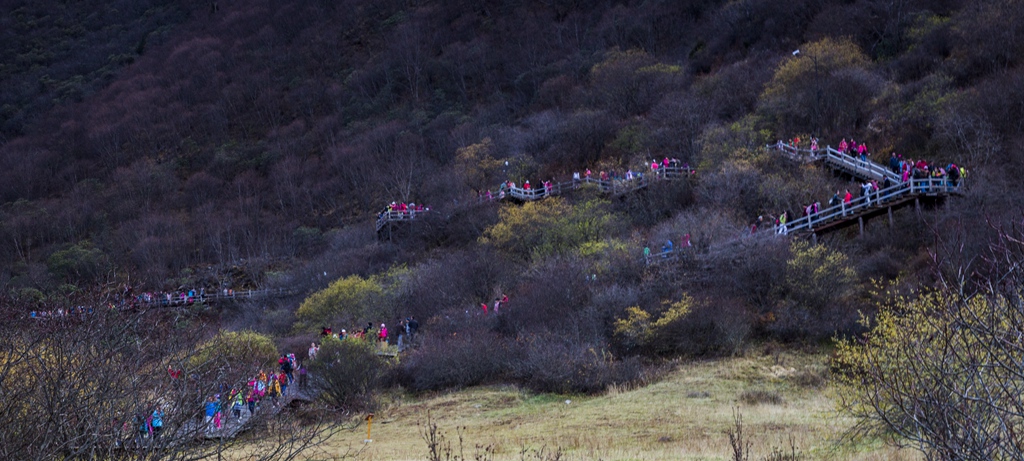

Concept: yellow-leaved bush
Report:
left=833, top=290, right=1024, bottom=459
left=786, top=240, right=858, bottom=310
left=482, top=197, right=614, bottom=260
left=189, top=330, right=278, bottom=379
left=759, top=37, right=882, bottom=136
left=295, top=266, right=408, bottom=332
left=613, top=295, right=694, bottom=354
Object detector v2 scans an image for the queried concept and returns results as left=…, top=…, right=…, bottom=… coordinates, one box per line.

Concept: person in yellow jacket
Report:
left=267, top=372, right=282, bottom=406
left=232, top=390, right=244, bottom=420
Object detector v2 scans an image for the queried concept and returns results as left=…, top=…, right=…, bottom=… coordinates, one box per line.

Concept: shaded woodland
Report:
left=2, top=0, right=1024, bottom=423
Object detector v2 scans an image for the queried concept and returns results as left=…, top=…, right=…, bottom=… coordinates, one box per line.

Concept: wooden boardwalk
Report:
left=767, top=143, right=961, bottom=238
left=375, top=165, right=695, bottom=236
left=371, top=140, right=963, bottom=257
left=174, top=386, right=318, bottom=441
left=645, top=144, right=964, bottom=264
left=137, top=287, right=299, bottom=308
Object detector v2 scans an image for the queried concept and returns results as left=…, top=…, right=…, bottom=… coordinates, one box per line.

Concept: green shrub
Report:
left=308, top=336, right=389, bottom=411
left=296, top=270, right=399, bottom=331
left=188, top=330, right=278, bottom=382
left=46, top=241, right=108, bottom=283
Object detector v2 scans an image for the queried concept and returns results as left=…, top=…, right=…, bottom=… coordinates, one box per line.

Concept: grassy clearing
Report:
left=317, top=350, right=918, bottom=461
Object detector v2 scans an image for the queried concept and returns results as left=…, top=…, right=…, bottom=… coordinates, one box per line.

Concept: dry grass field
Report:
left=310, top=350, right=919, bottom=461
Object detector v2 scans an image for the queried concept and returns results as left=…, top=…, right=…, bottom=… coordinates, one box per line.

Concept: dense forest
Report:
left=3, top=0, right=1024, bottom=458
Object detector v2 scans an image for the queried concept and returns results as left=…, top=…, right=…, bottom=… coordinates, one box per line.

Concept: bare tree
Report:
left=0, top=285, right=346, bottom=461
left=834, top=222, right=1024, bottom=460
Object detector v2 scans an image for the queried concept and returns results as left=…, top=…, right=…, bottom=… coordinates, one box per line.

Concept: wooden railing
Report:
left=376, top=209, right=430, bottom=232
left=137, top=287, right=298, bottom=307
left=376, top=166, right=695, bottom=230
left=768, top=142, right=903, bottom=183
left=780, top=176, right=960, bottom=235
left=821, top=147, right=901, bottom=183
left=770, top=142, right=823, bottom=163
left=29, top=287, right=299, bottom=320
left=645, top=148, right=964, bottom=266
left=504, top=166, right=695, bottom=201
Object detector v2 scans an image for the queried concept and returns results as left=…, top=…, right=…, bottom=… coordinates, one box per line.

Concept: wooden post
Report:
left=858, top=216, right=864, bottom=237
left=888, top=206, right=894, bottom=227
left=915, top=197, right=921, bottom=217
left=811, top=233, right=818, bottom=245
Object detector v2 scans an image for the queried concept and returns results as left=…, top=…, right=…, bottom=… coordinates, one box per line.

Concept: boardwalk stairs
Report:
left=766, top=142, right=961, bottom=237
left=644, top=143, right=963, bottom=263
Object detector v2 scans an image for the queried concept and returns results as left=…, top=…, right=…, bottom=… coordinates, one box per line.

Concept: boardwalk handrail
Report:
left=376, top=209, right=430, bottom=232
left=822, top=147, right=901, bottom=183
left=376, top=165, right=696, bottom=230
left=505, top=166, right=695, bottom=201
left=778, top=176, right=959, bottom=236
left=768, top=142, right=823, bottom=163
left=29, top=287, right=300, bottom=320
left=137, top=287, right=298, bottom=307
left=767, top=142, right=902, bottom=183
left=644, top=176, right=961, bottom=265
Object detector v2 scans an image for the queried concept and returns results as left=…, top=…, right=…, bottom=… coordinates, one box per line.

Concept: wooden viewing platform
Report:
left=376, top=209, right=430, bottom=232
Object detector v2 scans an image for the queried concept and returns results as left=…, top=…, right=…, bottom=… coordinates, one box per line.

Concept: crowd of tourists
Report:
left=493, top=157, right=694, bottom=200
left=777, top=136, right=820, bottom=152
left=134, top=288, right=214, bottom=306
left=570, top=158, right=693, bottom=188
left=200, top=354, right=302, bottom=433
left=202, top=354, right=300, bottom=431
left=29, top=305, right=95, bottom=319
left=885, top=152, right=965, bottom=187
left=760, top=136, right=966, bottom=236
left=128, top=353, right=304, bottom=447
left=28, top=286, right=255, bottom=319
left=318, top=316, right=420, bottom=351
left=497, top=179, right=557, bottom=198
left=378, top=202, right=430, bottom=220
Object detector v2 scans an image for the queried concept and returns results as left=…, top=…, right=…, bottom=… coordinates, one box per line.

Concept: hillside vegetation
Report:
left=1, top=0, right=1020, bottom=289
left=2, top=0, right=1024, bottom=459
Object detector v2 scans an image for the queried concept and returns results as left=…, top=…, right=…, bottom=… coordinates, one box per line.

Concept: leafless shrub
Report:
left=0, top=287, right=345, bottom=461
left=739, top=388, right=785, bottom=406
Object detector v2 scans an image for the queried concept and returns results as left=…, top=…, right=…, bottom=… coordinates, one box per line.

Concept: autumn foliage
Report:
left=1, top=3, right=1024, bottom=447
